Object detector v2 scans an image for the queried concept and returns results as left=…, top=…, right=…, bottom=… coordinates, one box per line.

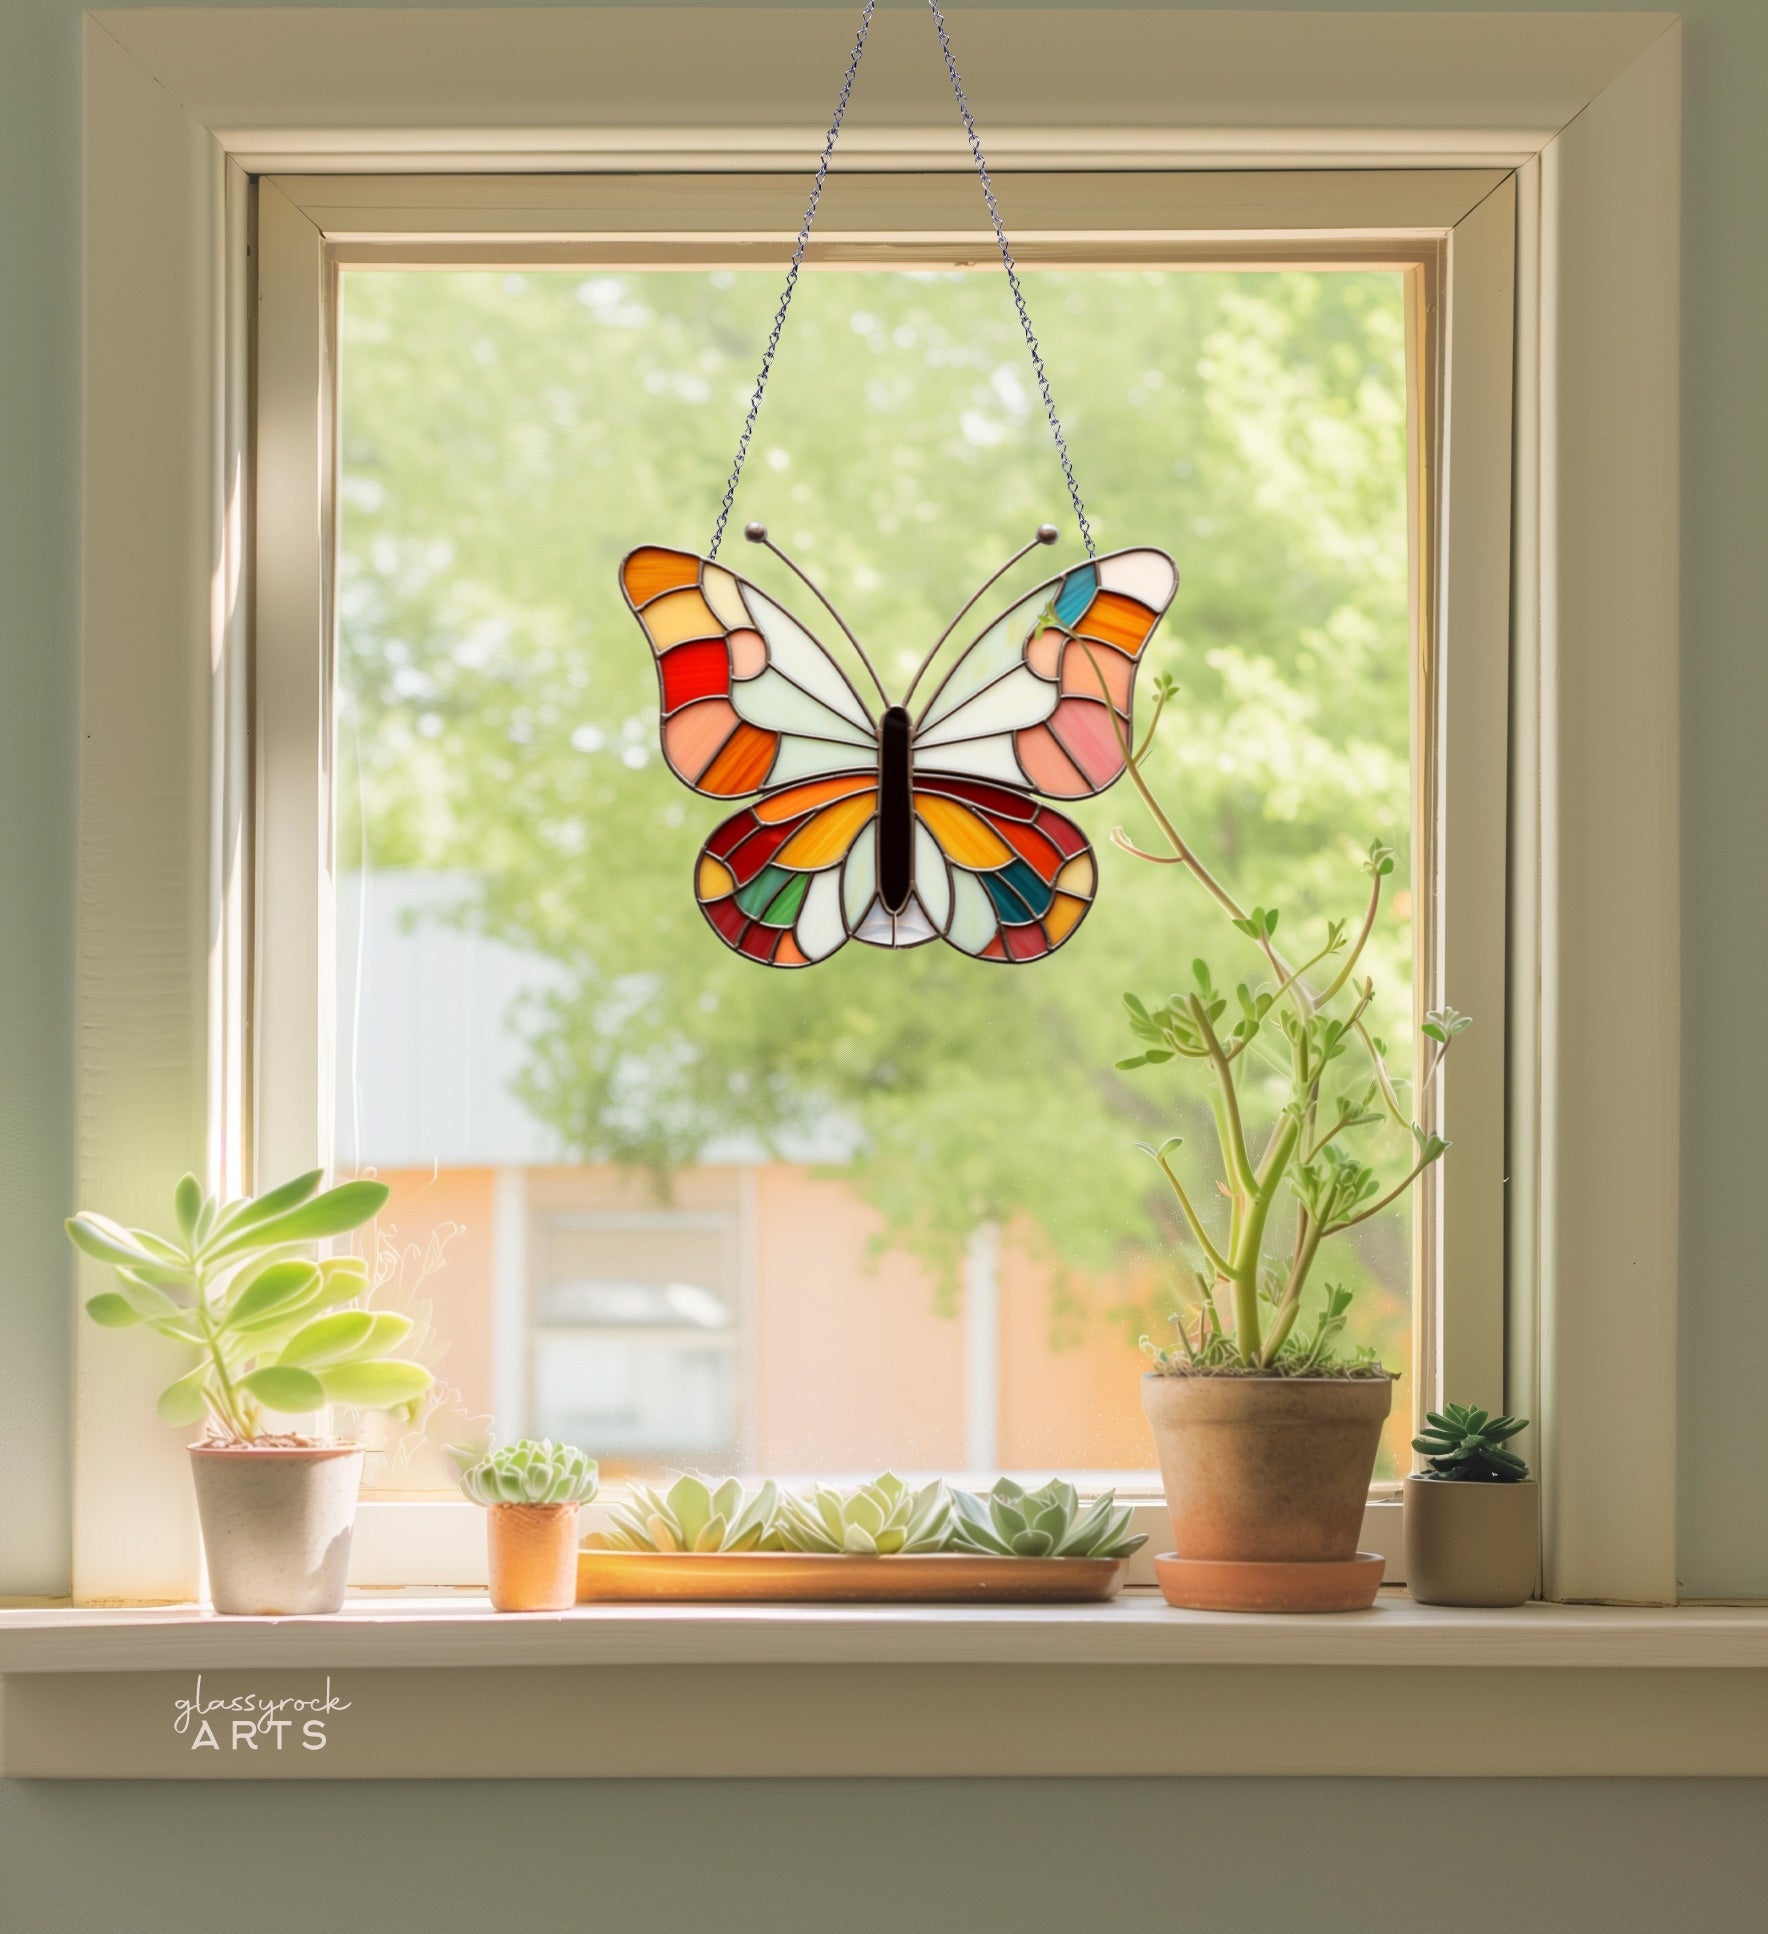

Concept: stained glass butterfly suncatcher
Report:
left=622, top=526, right=1178, bottom=969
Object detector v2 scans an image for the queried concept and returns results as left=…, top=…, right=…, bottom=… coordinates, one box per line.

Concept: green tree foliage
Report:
left=336, top=265, right=1414, bottom=1359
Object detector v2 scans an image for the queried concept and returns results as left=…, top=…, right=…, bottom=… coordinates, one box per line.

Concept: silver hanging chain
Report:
left=925, top=0, right=1094, bottom=558
left=711, top=0, right=1095, bottom=560
left=709, top=0, right=877, bottom=558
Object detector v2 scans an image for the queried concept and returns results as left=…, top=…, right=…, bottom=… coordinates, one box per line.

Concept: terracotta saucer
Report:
left=1153, top=1550, right=1385, bottom=1613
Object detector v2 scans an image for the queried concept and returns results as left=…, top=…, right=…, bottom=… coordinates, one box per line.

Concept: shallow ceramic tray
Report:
left=577, top=1549, right=1128, bottom=1604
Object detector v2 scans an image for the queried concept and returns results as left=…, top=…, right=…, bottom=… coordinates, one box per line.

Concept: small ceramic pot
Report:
left=188, top=1442, right=364, bottom=1615
left=1404, top=1475, right=1539, bottom=1606
left=486, top=1503, right=581, bottom=1612
left=1142, top=1373, right=1394, bottom=1611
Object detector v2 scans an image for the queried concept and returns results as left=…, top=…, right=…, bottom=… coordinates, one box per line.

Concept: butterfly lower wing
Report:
left=912, top=774, right=1098, bottom=963
left=622, top=546, right=879, bottom=797
left=695, top=775, right=880, bottom=967
left=913, top=548, right=1177, bottom=800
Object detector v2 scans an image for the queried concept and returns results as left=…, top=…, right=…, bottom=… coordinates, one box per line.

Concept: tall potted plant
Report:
left=1108, top=671, right=1469, bottom=1612
left=67, top=1170, right=433, bottom=1614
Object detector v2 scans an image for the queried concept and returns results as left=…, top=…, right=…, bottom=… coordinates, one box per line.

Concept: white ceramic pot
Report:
left=188, top=1443, right=364, bottom=1615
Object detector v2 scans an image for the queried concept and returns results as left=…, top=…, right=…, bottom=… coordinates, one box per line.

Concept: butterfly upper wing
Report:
left=622, top=546, right=879, bottom=796
left=913, top=548, right=1177, bottom=798
left=694, top=775, right=884, bottom=967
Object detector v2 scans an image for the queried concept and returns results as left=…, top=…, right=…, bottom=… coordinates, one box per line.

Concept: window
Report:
left=253, top=169, right=1513, bottom=1532
left=63, top=6, right=1685, bottom=1615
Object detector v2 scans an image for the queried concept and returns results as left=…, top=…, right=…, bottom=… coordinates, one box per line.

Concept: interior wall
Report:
left=3, top=1776, right=1764, bottom=1934
left=2, top=0, right=1761, bottom=1907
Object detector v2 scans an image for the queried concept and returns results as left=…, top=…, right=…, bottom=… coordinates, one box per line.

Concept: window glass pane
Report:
left=335, top=265, right=1415, bottom=1490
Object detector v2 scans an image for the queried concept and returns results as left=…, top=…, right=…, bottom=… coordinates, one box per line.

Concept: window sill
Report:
left=4, top=1594, right=1767, bottom=1778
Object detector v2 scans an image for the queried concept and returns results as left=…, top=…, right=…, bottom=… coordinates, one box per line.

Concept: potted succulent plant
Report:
left=457, top=1439, right=600, bottom=1611
left=776, top=1472, right=954, bottom=1555
left=944, top=1478, right=1146, bottom=1562
left=67, top=1170, right=431, bottom=1614
left=1404, top=1404, right=1538, bottom=1606
left=588, top=1473, right=785, bottom=1556
left=578, top=1470, right=1142, bottom=1603
left=1108, top=671, right=1470, bottom=1612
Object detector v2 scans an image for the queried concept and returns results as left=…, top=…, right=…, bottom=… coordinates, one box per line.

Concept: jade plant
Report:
left=777, top=1472, right=953, bottom=1555
left=66, top=1169, right=432, bottom=1441
left=585, top=1473, right=784, bottom=1553
left=946, top=1478, right=1146, bottom=1560
left=1109, top=668, right=1469, bottom=1374
left=1412, top=1404, right=1530, bottom=1482
left=459, top=1439, right=600, bottom=1508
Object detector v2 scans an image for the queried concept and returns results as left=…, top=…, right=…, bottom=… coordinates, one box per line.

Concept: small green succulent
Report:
left=458, top=1439, right=599, bottom=1508
left=1412, top=1403, right=1530, bottom=1482
left=777, top=1472, right=953, bottom=1555
left=946, top=1478, right=1147, bottom=1559
left=586, top=1473, right=783, bottom=1553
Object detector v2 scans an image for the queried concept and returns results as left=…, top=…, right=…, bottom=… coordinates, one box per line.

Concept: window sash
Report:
left=247, top=168, right=1513, bottom=1583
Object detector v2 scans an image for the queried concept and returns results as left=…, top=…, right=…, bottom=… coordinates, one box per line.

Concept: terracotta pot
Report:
left=188, top=1442, right=363, bottom=1615
left=486, top=1503, right=581, bottom=1612
left=1404, top=1475, right=1539, bottom=1606
left=1141, top=1372, right=1394, bottom=1563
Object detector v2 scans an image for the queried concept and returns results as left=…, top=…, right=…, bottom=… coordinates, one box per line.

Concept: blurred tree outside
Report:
left=336, top=265, right=1415, bottom=1376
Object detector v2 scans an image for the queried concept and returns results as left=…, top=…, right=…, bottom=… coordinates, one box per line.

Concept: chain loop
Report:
left=711, top=0, right=1094, bottom=559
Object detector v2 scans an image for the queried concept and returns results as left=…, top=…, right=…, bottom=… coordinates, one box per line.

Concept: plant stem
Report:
left=1260, top=1219, right=1324, bottom=1363
left=192, top=1262, right=249, bottom=1439
left=1331, top=1149, right=1440, bottom=1233
left=1153, top=1154, right=1230, bottom=1278
left=1191, top=996, right=1256, bottom=1196
left=1316, top=866, right=1384, bottom=1007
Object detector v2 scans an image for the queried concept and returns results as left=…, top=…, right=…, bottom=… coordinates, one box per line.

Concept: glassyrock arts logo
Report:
left=171, top=1675, right=352, bottom=1754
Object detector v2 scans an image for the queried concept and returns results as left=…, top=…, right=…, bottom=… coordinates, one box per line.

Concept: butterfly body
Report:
left=876, top=705, right=915, bottom=914
left=621, top=539, right=1178, bottom=969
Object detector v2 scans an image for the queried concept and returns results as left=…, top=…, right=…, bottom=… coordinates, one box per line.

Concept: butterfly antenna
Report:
left=743, top=523, right=890, bottom=706
left=902, top=524, right=1062, bottom=714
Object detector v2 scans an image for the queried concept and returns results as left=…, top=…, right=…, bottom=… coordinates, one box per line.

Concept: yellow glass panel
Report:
left=919, top=795, right=1012, bottom=869
left=697, top=855, right=735, bottom=901
left=643, top=588, right=724, bottom=651
left=1045, top=892, right=1086, bottom=943
left=1055, top=853, right=1096, bottom=898
left=776, top=793, right=876, bottom=869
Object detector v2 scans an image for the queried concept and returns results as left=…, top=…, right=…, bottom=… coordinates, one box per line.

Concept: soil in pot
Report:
left=188, top=1440, right=364, bottom=1616
left=1404, top=1475, right=1539, bottom=1607
left=1142, top=1372, right=1393, bottom=1612
left=487, top=1503, right=581, bottom=1612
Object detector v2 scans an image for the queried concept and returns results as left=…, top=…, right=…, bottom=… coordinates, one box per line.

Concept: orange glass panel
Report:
left=1076, top=591, right=1155, bottom=653
left=701, top=722, right=778, bottom=795
left=622, top=546, right=701, bottom=605
left=754, top=774, right=874, bottom=822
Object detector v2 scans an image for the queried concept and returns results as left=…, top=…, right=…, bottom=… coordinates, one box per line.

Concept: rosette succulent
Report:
left=1412, top=1404, right=1530, bottom=1482
left=777, top=1472, right=953, bottom=1555
left=947, top=1478, right=1146, bottom=1560
left=459, top=1439, right=600, bottom=1508
left=585, top=1473, right=783, bottom=1553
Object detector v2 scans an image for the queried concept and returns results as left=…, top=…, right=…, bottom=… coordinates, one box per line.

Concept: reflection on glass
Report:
left=336, top=266, right=1416, bottom=1486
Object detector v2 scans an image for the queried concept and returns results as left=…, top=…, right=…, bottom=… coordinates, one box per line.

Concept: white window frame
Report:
left=72, top=8, right=1679, bottom=1611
